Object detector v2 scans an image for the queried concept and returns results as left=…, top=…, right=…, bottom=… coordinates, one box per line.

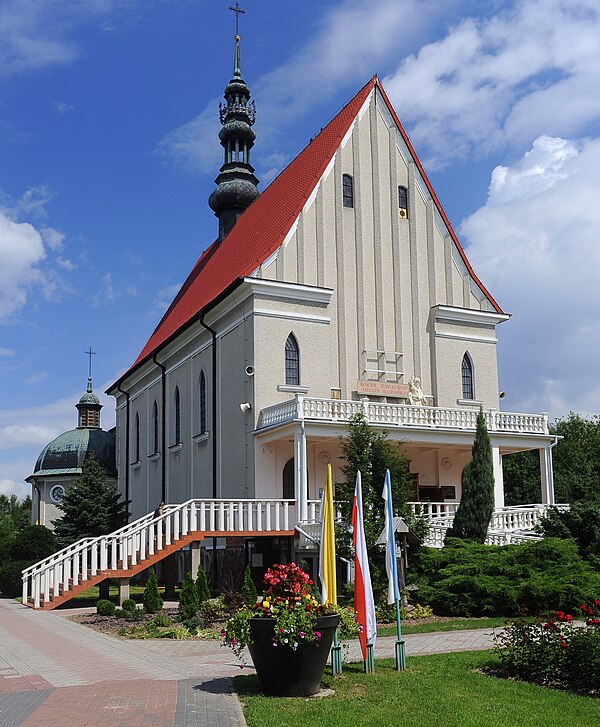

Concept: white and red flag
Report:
left=352, top=471, right=376, bottom=660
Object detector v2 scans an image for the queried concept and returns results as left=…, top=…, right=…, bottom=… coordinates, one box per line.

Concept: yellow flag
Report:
left=319, top=463, right=337, bottom=606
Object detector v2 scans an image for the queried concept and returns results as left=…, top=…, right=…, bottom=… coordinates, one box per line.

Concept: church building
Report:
left=106, top=34, right=556, bottom=565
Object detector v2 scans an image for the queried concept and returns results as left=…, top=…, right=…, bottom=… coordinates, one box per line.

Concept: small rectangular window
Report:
left=342, top=174, right=354, bottom=208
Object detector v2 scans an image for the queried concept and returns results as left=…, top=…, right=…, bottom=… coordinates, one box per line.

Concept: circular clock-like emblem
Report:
left=441, top=457, right=453, bottom=471
left=50, top=484, right=65, bottom=503
left=318, top=451, right=331, bottom=465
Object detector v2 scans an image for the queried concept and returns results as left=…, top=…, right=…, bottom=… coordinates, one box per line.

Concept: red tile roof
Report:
left=120, top=75, right=502, bottom=384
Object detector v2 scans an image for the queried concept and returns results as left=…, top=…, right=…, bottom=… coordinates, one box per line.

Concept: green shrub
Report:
left=121, top=598, right=137, bottom=612
left=150, top=610, right=172, bottom=628
left=241, top=565, right=258, bottom=606
left=9, top=525, right=57, bottom=562
left=178, top=571, right=199, bottom=621
left=0, top=560, right=30, bottom=598
left=414, top=538, right=600, bottom=617
left=196, top=563, right=210, bottom=603
left=198, top=596, right=226, bottom=623
left=494, top=600, right=600, bottom=695
left=96, top=599, right=116, bottom=615
left=143, top=568, right=163, bottom=614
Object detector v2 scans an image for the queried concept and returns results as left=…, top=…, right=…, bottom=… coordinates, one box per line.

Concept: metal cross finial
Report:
left=85, top=347, right=97, bottom=379
left=228, top=1, right=245, bottom=37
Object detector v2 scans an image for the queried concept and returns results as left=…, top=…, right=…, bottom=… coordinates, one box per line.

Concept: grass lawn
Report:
left=378, top=616, right=515, bottom=636
left=236, top=651, right=600, bottom=727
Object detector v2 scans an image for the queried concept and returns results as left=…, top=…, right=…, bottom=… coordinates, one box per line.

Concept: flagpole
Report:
left=394, top=595, right=406, bottom=671
left=319, top=464, right=342, bottom=675
left=383, top=469, right=406, bottom=671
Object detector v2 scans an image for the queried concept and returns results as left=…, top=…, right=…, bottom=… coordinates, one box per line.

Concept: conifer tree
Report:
left=53, top=453, right=128, bottom=544
left=241, top=564, right=258, bottom=605
left=196, top=563, right=210, bottom=603
left=446, top=410, right=495, bottom=543
left=143, top=568, right=163, bottom=613
left=178, top=571, right=199, bottom=621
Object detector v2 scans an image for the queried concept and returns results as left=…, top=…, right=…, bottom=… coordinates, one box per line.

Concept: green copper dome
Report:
left=31, top=428, right=116, bottom=478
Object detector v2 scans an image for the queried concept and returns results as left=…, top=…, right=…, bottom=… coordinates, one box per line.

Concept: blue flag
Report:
left=383, top=469, right=400, bottom=605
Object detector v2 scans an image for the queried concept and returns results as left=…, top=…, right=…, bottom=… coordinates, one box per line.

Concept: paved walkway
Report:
left=0, top=597, right=495, bottom=726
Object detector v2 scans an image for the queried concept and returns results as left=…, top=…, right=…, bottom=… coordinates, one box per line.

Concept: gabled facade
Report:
left=108, top=71, right=555, bottom=552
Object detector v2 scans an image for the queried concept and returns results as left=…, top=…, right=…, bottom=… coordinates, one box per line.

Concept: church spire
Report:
left=208, top=3, right=259, bottom=241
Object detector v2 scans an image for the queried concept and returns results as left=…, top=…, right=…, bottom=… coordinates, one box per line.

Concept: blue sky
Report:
left=2, top=0, right=600, bottom=499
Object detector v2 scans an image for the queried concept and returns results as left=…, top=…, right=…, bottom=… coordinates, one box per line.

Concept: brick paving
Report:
left=0, top=596, right=496, bottom=725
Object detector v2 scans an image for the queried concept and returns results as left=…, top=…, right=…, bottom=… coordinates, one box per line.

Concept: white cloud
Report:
left=0, top=208, right=46, bottom=318
left=52, top=100, right=74, bottom=114
left=382, top=0, right=600, bottom=167
left=0, top=189, right=74, bottom=319
left=0, top=424, right=63, bottom=451
left=0, top=348, right=15, bottom=357
left=461, top=134, right=600, bottom=417
left=0, top=479, right=30, bottom=500
left=158, top=0, right=454, bottom=174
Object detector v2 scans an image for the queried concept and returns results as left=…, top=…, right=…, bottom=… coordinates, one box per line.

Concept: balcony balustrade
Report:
left=257, top=396, right=548, bottom=435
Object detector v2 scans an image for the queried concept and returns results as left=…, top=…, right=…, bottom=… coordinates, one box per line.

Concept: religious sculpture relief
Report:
left=407, top=376, right=427, bottom=406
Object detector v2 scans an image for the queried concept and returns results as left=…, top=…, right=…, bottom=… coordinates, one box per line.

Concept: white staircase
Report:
left=22, top=498, right=295, bottom=609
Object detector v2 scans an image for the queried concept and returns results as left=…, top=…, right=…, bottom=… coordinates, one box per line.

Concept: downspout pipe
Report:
left=116, top=383, right=131, bottom=517
left=152, top=353, right=167, bottom=503
left=198, top=312, right=218, bottom=500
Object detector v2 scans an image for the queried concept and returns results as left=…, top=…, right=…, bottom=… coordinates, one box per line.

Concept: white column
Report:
left=539, top=446, right=555, bottom=505
left=294, top=423, right=308, bottom=523
left=492, top=445, right=504, bottom=509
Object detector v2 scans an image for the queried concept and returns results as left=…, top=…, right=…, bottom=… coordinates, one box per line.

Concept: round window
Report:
left=50, top=484, right=65, bottom=504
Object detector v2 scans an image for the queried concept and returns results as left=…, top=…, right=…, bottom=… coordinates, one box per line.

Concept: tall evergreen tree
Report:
left=53, top=453, right=128, bottom=545
left=336, top=413, right=414, bottom=598
left=446, top=410, right=495, bottom=543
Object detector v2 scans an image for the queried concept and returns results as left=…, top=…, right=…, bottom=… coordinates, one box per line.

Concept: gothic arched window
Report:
left=152, top=400, right=159, bottom=455
left=342, top=174, right=354, bottom=208
left=285, top=333, right=300, bottom=386
left=199, top=370, right=207, bottom=434
left=461, top=354, right=474, bottom=400
left=398, top=185, right=408, bottom=217
left=173, top=386, right=181, bottom=445
left=134, top=412, right=140, bottom=462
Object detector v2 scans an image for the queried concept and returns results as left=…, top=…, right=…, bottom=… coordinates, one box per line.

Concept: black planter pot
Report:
left=248, top=614, right=340, bottom=696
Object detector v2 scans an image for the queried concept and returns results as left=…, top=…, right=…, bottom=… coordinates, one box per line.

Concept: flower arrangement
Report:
left=222, top=563, right=334, bottom=662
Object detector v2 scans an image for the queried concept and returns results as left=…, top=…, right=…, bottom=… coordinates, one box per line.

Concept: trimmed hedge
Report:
left=414, top=538, right=600, bottom=616
left=0, top=560, right=30, bottom=598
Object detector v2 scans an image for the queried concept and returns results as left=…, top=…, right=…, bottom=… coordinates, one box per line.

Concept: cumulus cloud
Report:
left=461, top=134, right=600, bottom=417
left=158, top=0, right=453, bottom=175
left=0, top=189, right=74, bottom=319
left=383, top=0, right=600, bottom=167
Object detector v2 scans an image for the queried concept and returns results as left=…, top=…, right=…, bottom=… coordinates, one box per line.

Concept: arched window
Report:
left=152, top=400, right=159, bottom=454
left=398, top=185, right=408, bottom=218
left=199, top=371, right=207, bottom=434
left=285, top=333, right=300, bottom=386
left=342, top=174, right=354, bottom=208
left=174, top=386, right=181, bottom=444
left=461, top=354, right=474, bottom=400
left=134, top=412, right=140, bottom=462
left=282, top=458, right=309, bottom=500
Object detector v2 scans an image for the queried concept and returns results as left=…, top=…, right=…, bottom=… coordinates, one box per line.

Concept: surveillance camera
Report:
left=239, top=402, right=252, bottom=412
left=245, top=366, right=255, bottom=376
left=499, top=391, right=506, bottom=399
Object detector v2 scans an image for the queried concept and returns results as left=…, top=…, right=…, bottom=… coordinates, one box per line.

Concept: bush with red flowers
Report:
left=494, top=599, right=600, bottom=695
